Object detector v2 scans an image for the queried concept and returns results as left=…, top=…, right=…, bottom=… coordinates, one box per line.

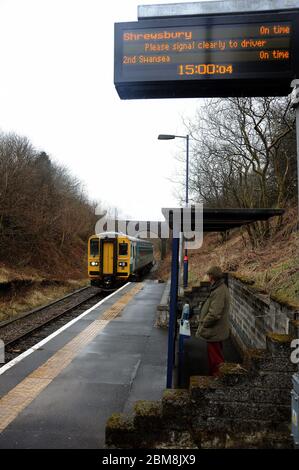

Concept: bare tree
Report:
left=0, top=132, right=97, bottom=273
left=181, top=97, right=297, bottom=245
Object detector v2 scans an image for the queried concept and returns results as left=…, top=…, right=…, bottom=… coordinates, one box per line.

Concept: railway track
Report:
left=0, top=285, right=108, bottom=363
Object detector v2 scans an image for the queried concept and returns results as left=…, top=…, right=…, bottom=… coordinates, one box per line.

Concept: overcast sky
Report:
left=0, top=0, right=205, bottom=221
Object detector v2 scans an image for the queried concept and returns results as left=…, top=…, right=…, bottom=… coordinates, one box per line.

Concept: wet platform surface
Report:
left=0, top=279, right=242, bottom=448
left=0, top=281, right=167, bottom=449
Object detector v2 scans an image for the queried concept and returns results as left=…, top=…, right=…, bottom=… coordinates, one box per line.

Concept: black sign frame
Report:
left=114, top=10, right=299, bottom=99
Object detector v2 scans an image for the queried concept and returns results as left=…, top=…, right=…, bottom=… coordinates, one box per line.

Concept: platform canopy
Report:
left=166, top=207, right=284, bottom=232
left=165, top=205, right=284, bottom=389
left=109, top=207, right=284, bottom=238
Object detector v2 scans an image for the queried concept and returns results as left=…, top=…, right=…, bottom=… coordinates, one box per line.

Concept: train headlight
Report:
left=119, top=262, right=127, bottom=267
left=90, top=261, right=99, bottom=266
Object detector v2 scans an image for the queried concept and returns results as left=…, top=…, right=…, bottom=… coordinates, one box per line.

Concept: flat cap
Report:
left=207, top=266, right=223, bottom=279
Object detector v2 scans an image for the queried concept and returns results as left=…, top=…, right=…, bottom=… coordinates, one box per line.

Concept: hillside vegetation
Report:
left=0, top=132, right=97, bottom=320
left=1, top=95, right=298, bottom=317
left=0, top=132, right=97, bottom=282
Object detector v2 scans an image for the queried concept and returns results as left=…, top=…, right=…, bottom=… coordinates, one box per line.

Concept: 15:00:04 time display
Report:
left=178, top=64, right=233, bottom=75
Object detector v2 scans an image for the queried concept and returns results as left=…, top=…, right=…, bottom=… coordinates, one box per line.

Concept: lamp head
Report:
left=158, top=134, right=176, bottom=140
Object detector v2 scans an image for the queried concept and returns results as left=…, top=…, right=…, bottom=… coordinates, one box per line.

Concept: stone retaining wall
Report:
left=156, top=276, right=299, bottom=353
left=229, top=276, right=299, bottom=353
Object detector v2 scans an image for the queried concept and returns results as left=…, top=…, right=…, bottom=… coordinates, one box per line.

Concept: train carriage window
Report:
left=119, top=242, right=128, bottom=256
left=90, top=239, right=99, bottom=256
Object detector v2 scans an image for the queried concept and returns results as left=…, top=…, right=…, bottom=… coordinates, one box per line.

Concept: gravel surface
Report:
left=1, top=287, right=105, bottom=363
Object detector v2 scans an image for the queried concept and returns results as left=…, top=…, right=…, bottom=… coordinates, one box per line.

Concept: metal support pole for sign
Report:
left=291, top=79, right=299, bottom=209
left=185, top=135, right=189, bottom=206
left=297, top=103, right=299, bottom=211
left=166, top=234, right=180, bottom=389
left=290, top=78, right=299, bottom=449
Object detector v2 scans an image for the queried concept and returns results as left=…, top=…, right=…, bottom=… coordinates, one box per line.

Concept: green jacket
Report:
left=196, top=279, right=230, bottom=342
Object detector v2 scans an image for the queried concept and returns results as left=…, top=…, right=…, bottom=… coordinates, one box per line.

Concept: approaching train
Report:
left=88, top=232, right=154, bottom=287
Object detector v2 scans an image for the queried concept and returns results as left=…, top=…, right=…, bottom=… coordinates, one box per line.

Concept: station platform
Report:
left=0, top=280, right=167, bottom=449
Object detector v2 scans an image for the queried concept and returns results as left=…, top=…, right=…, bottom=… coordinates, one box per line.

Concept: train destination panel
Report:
left=114, top=11, right=299, bottom=99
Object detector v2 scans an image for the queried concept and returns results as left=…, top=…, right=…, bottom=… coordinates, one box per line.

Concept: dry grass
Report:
left=0, top=265, right=43, bottom=284
left=0, top=235, right=90, bottom=322
left=0, top=279, right=89, bottom=322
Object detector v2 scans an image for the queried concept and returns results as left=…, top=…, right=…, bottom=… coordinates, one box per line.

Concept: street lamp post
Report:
left=158, top=134, right=189, bottom=288
left=184, top=135, right=189, bottom=289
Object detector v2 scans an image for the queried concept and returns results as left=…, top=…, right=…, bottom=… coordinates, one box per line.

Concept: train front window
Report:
left=119, top=242, right=128, bottom=256
left=90, top=239, right=99, bottom=256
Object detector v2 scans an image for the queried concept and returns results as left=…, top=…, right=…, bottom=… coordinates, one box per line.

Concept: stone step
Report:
left=161, top=389, right=191, bottom=421
left=133, top=400, right=162, bottom=432
left=217, top=362, right=250, bottom=386
left=252, top=371, right=293, bottom=389
left=196, top=429, right=293, bottom=449
left=150, top=430, right=198, bottom=449
left=245, top=348, right=297, bottom=373
left=105, top=413, right=138, bottom=449
left=189, top=375, right=221, bottom=401
left=266, top=332, right=295, bottom=356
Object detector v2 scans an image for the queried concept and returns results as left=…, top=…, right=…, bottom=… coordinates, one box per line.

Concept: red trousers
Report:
left=207, top=342, right=224, bottom=376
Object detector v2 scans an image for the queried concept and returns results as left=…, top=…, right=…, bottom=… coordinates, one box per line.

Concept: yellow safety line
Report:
left=0, top=283, right=144, bottom=433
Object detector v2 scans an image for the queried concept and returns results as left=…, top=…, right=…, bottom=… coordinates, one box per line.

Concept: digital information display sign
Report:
left=114, top=11, right=299, bottom=99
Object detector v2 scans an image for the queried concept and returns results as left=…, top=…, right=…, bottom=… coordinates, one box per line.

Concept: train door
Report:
left=102, top=241, right=114, bottom=275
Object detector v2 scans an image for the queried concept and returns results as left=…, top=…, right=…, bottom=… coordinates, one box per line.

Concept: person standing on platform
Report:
left=196, top=266, right=230, bottom=376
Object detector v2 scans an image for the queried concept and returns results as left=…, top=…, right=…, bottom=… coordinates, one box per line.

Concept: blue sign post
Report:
left=166, top=234, right=180, bottom=388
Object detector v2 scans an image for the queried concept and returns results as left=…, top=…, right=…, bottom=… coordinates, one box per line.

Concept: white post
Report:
left=290, top=80, right=299, bottom=451
left=297, top=105, right=299, bottom=211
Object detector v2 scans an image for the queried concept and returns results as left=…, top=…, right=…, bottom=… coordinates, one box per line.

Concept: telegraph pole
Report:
left=290, top=79, right=299, bottom=449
